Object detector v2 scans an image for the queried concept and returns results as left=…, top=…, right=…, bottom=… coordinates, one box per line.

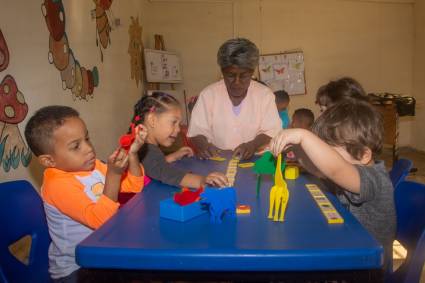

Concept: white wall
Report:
left=0, top=0, right=147, bottom=188
left=144, top=0, right=415, bottom=147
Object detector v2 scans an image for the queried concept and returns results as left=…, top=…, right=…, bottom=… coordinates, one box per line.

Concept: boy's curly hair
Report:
left=312, top=99, right=383, bottom=160
left=25, top=105, right=79, bottom=156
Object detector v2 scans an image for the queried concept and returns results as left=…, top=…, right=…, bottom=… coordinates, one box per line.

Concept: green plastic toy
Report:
left=253, top=151, right=286, bottom=197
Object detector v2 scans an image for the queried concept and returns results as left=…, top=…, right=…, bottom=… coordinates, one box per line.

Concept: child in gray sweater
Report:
left=270, top=99, right=395, bottom=271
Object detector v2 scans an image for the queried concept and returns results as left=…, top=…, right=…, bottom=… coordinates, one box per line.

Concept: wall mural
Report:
left=128, top=16, right=143, bottom=87
left=94, top=0, right=114, bottom=62
left=41, top=0, right=101, bottom=101
left=0, top=29, right=32, bottom=172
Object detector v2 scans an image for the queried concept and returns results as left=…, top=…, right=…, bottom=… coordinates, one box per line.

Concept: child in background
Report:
left=290, top=108, right=315, bottom=130
left=285, top=108, right=315, bottom=162
left=24, top=106, right=146, bottom=282
left=133, top=92, right=228, bottom=188
left=270, top=99, right=395, bottom=271
left=315, top=76, right=368, bottom=113
left=274, top=89, right=290, bottom=128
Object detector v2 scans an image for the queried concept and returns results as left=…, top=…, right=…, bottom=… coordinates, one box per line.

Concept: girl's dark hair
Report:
left=132, top=92, right=180, bottom=126
left=312, top=99, right=383, bottom=160
left=315, top=77, right=368, bottom=108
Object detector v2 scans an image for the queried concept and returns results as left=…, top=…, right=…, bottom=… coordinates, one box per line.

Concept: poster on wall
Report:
left=258, top=51, right=306, bottom=95
left=144, top=49, right=183, bottom=83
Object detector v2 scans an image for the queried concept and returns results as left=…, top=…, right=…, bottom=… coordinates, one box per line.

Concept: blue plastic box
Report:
left=159, top=198, right=207, bottom=222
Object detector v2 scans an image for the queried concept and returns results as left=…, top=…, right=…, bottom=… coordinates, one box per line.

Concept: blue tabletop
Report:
left=76, top=154, right=383, bottom=271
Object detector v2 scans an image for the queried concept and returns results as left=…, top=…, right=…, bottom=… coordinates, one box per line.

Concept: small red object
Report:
left=174, top=187, right=204, bottom=206
left=119, top=116, right=140, bottom=151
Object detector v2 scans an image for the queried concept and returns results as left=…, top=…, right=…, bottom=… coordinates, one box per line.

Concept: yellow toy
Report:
left=284, top=165, right=299, bottom=179
left=225, top=157, right=240, bottom=187
left=238, top=162, right=254, bottom=168
left=306, top=184, right=344, bottom=224
left=209, top=156, right=226, bottom=162
left=236, top=204, right=251, bottom=214
left=268, top=154, right=289, bottom=222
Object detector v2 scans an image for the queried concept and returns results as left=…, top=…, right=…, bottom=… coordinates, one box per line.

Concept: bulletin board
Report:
left=258, top=51, right=306, bottom=95
left=144, top=49, right=183, bottom=83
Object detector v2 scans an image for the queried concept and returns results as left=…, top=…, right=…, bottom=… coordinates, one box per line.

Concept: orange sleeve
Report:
left=120, top=164, right=145, bottom=193
left=42, top=177, right=119, bottom=230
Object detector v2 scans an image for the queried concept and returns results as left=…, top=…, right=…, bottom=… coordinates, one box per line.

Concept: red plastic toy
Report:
left=173, top=187, right=204, bottom=206
left=119, top=116, right=140, bottom=151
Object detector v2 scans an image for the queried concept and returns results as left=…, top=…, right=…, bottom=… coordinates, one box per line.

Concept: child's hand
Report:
left=233, top=142, right=256, bottom=160
left=176, top=146, right=194, bottom=159
left=165, top=146, right=194, bottom=163
left=128, top=124, right=148, bottom=155
left=203, top=172, right=229, bottom=188
left=107, top=148, right=129, bottom=175
left=270, top=129, right=303, bottom=156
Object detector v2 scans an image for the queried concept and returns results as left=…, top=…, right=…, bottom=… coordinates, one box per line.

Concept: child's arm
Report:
left=165, top=146, right=194, bottom=163
left=180, top=172, right=228, bottom=188
left=270, top=129, right=361, bottom=193
left=103, top=148, right=130, bottom=202
left=127, top=125, right=147, bottom=176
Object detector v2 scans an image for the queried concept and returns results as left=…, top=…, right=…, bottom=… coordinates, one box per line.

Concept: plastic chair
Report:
left=0, top=180, right=51, bottom=283
left=386, top=181, right=425, bottom=283
left=389, top=158, right=413, bottom=189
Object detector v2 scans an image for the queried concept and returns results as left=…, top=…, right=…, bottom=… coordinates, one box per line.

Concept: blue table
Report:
left=76, top=155, right=383, bottom=282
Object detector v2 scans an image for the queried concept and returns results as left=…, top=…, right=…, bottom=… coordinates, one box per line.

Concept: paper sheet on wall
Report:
left=259, top=51, right=306, bottom=95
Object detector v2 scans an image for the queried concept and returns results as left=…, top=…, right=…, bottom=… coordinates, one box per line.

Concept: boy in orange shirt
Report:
left=24, top=105, right=147, bottom=282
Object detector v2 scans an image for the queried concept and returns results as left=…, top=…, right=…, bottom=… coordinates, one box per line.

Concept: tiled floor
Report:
left=379, top=146, right=425, bottom=282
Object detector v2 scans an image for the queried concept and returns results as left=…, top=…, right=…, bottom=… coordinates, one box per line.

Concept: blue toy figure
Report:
left=201, top=187, right=236, bottom=223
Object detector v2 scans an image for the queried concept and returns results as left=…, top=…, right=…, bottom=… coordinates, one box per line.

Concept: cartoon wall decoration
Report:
left=93, top=0, right=114, bottom=62
left=128, top=16, right=143, bottom=87
left=41, top=0, right=100, bottom=101
left=0, top=29, right=32, bottom=172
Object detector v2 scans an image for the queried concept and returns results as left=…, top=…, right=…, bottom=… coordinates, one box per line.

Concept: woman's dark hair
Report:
left=315, top=77, right=368, bottom=108
left=312, top=99, right=383, bottom=160
left=132, top=92, right=180, bottom=127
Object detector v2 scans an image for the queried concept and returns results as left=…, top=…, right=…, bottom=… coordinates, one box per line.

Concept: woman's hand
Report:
left=197, top=143, right=220, bottom=159
left=233, top=142, right=256, bottom=160
left=203, top=172, right=229, bottom=188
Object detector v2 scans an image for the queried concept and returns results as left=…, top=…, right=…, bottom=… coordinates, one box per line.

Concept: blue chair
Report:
left=389, top=158, right=413, bottom=189
left=0, top=180, right=51, bottom=283
left=386, top=181, right=425, bottom=283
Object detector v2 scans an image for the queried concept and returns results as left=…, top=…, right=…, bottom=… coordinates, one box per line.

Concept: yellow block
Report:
left=238, top=162, right=254, bottom=168
left=284, top=165, right=299, bottom=179
left=209, top=156, right=226, bottom=161
left=236, top=205, right=251, bottom=214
